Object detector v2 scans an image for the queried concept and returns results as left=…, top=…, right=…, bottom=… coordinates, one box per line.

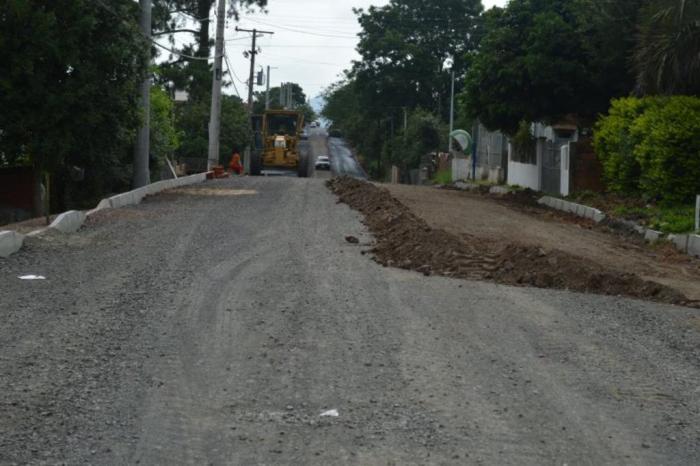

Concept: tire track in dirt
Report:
left=327, top=177, right=696, bottom=308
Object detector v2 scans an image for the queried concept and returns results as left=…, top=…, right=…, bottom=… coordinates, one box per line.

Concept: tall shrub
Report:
left=633, top=96, right=700, bottom=203
left=594, top=96, right=700, bottom=202
left=594, top=97, right=649, bottom=193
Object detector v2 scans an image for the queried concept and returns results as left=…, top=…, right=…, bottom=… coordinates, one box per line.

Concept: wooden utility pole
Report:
left=207, top=0, right=226, bottom=171
left=133, top=0, right=152, bottom=187
left=235, top=27, right=274, bottom=111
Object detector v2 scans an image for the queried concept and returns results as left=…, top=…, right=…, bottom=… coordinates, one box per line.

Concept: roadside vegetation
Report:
left=0, top=0, right=310, bottom=216
left=322, top=0, right=699, bottom=232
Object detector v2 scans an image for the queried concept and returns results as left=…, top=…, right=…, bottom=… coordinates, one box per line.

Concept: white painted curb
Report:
left=0, top=230, right=25, bottom=258
left=537, top=196, right=607, bottom=223
left=489, top=186, right=512, bottom=195
left=689, top=234, right=700, bottom=257
left=50, top=210, right=86, bottom=233
left=2, top=172, right=209, bottom=257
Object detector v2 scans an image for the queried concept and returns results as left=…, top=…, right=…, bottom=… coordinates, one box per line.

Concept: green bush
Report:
left=594, top=96, right=700, bottom=203
left=633, top=97, right=700, bottom=203
left=593, top=98, right=649, bottom=193
left=433, top=170, right=452, bottom=185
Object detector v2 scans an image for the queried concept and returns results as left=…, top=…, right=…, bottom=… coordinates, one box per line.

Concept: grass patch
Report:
left=432, top=169, right=452, bottom=185
left=566, top=191, right=696, bottom=234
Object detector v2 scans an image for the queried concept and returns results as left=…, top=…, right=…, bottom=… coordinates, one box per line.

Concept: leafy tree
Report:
left=353, top=0, right=483, bottom=119
left=594, top=96, right=700, bottom=203
left=0, top=0, right=146, bottom=209
left=252, top=83, right=317, bottom=122
left=321, top=0, right=483, bottom=178
left=153, top=0, right=268, bottom=99
left=460, top=0, right=642, bottom=134
left=150, top=86, right=181, bottom=178
left=634, top=0, right=700, bottom=95
left=175, top=94, right=250, bottom=165
left=399, top=109, right=443, bottom=169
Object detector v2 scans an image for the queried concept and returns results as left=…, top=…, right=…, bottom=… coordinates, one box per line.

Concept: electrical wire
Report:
left=152, top=40, right=217, bottom=61
left=93, top=0, right=217, bottom=61
left=223, top=49, right=242, bottom=99
left=241, top=17, right=358, bottom=39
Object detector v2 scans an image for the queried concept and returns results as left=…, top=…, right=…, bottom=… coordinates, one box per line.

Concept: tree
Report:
left=634, top=0, right=700, bottom=95
left=398, top=109, right=443, bottom=169
left=322, top=0, right=483, bottom=178
left=175, top=94, right=250, bottom=165
left=460, top=0, right=641, bottom=134
left=352, top=0, right=483, bottom=120
left=153, top=0, right=268, bottom=99
left=0, top=0, right=146, bottom=209
left=252, top=83, right=317, bottom=122
left=150, top=86, right=181, bottom=178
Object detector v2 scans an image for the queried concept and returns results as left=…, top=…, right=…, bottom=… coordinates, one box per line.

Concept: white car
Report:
left=315, top=155, right=330, bottom=170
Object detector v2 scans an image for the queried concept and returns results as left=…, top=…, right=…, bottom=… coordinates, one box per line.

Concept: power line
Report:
left=227, top=44, right=357, bottom=49
left=152, top=40, right=214, bottom=61
left=223, top=50, right=242, bottom=99
left=241, top=17, right=358, bottom=39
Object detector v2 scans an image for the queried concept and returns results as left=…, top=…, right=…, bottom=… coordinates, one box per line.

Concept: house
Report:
left=451, top=122, right=509, bottom=184
left=450, top=119, right=605, bottom=196
left=507, top=121, right=603, bottom=196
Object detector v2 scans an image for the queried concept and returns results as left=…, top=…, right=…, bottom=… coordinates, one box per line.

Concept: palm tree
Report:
left=634, top=0, right=700, bottom=95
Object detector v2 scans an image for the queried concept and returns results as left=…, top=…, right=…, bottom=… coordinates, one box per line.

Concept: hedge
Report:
left=594, top=96, right=700, bottom=203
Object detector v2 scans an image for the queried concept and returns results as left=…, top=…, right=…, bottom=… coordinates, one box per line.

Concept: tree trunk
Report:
left=196, top=0, right=213, bottom=57
left=32, top=166, right=44, bottom=218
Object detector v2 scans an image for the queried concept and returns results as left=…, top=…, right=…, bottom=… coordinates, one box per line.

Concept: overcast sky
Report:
left=214, top=0, right=508, bottom=101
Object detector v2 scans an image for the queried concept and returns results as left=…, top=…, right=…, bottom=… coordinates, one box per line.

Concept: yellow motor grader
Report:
left=250, top=110, right=309, bottom=177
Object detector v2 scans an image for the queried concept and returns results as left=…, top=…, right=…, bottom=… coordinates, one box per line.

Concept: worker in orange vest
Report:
left=229, top=151, right=243, bottom=175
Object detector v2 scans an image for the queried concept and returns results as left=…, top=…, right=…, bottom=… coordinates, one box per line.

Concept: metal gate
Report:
left=541, top=140, right=562, bottom=195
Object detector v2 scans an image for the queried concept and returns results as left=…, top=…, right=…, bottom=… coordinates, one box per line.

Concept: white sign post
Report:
left=696, top=195, right=699, bottom=232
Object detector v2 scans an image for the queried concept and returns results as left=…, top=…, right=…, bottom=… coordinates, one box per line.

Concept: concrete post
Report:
left=133, top=0, right=152, bottom=187
left=207, top=0, right=226, bottom=170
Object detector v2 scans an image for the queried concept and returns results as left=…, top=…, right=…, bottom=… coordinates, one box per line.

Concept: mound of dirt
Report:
left=328, top=177, right=692, bottom=307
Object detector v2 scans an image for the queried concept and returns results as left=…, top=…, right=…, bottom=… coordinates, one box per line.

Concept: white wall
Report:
left=452, top=157, right=471, bottom=181
left=560, top=144, right=570, bottom=196
left=507, top=142, right=541, bottom=190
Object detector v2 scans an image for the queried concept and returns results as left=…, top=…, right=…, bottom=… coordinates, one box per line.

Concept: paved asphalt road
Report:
left=1, top=176, right=699, bottom=465
left=307, top=127, right=366, bottom=179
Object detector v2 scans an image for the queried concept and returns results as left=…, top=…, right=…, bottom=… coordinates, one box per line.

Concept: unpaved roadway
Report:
left=1, top=176, right=699, bottom=465
left=386, top=184, right=700, bottom=302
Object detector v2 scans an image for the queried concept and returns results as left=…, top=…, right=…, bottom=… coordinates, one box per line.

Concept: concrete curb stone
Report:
left=538, top=196, right=606, bottom=224
left=668, top=234, right=689, bottom=253
left=489, top=186, right=512, bottom=195
left=49, top=210, right=86, bottom=234
left=2, top=172, right=210, bottom=258
left=0, top=230, right=25, bottom=258
left=688, top=234, right=700, bottom=257
left=644, top=229, right=663, bottom=243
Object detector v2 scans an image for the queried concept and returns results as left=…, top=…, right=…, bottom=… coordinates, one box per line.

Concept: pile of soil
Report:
left=328, top=177, right=693, bottom=307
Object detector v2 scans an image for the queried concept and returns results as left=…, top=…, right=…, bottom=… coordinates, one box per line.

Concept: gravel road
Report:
left=1, top=177, right=699, bottom=465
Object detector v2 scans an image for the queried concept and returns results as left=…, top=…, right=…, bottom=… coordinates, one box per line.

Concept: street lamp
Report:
left=443, top=57, right=455, bottom=153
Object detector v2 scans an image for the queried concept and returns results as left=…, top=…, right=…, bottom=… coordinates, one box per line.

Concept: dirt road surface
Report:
left=386, top=184, right=700, bottom=301
left=1, top=177, right=699, bottom=465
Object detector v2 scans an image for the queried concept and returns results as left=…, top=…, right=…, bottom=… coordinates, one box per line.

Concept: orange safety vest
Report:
left=230, top=153, right=243, bottom=174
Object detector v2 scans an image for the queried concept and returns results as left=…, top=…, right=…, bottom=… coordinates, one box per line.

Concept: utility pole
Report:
left=207, top=0, right=226, bottom=171
left=403, top=107, right=408, bottom=142
left=236, top=27, right=274, bottom=111
left=265, top=65, right=271, bottom=110
left=448, top=69, right=455, bottom=153
left=133, top=0, right=151, bottom=187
